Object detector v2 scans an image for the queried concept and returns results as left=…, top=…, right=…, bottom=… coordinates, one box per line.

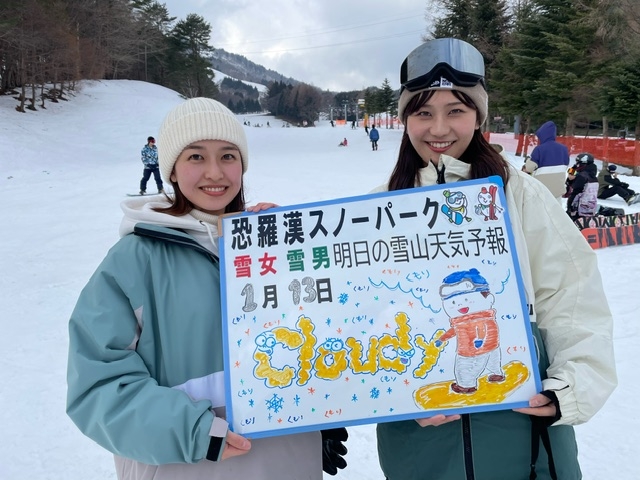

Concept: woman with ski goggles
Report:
left=372, top=38, right=616, bottom=480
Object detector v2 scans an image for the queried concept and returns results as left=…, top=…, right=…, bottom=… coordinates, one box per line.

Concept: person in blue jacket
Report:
left=139, top=136, right=164, bottom=195
left=66, top=98, right=345, bottom=480
left=369, top=124, right=380, bottom=150
left=530, top=121, right=570, bottom=168
left=522, top=121, right=570, bottom=199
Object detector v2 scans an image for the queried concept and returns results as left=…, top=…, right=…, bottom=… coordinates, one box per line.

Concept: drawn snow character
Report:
left=382, top=344, right=416, bottom=367
left=255, top=331, right=277, bottom=355
left=474, top=185, right=503, bottom=221
left=435, top=268, right=504, bottom=394
left=315, top=338, right=348, bottom=380
left=441, top=189, right=472, bottom=225
left=397, top=346, right=416, bottom=366
left=253, top=332, right=295, bottom=388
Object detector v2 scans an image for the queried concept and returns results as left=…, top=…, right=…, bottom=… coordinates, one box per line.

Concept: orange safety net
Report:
left=487, top=134, right=639, bottom=167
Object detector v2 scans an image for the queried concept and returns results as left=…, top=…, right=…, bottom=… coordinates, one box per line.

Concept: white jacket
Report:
left=372, top=154, right=617, bottom=426
left=523, top=157, right=568, bottom=199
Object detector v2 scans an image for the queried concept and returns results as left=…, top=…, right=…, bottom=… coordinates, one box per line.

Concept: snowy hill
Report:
left=0, top=80, right=637, bottom=480
left=211, top=48, right=299, bottom=88
left=213, top=68, right=268, bottom=94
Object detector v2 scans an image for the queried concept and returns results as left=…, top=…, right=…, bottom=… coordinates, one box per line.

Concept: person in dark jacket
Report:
left=530, top=121, right=570, bottom=169
left=369, top=125, right=379, bottom=150
left=566, top=153, right=599, bottom=220
left=522, top=121, right=570, bottom=199
left=597, top=164, right=638, bottom=205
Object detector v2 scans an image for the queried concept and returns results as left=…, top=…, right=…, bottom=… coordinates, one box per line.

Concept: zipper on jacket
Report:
left=462, top=414, right=475, bottom=480
left=436, top=164, right=446, bottom=184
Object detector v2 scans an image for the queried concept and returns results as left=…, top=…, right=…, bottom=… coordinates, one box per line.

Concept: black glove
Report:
left=321, top=428, right=348, bottom=475
left=622, top=182, right=629, bottom=188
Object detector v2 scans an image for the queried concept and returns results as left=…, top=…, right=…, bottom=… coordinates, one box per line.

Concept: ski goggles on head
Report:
left=400, top=38, right=485, bottom=92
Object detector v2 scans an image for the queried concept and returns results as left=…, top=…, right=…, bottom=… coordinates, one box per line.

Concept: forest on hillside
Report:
left=1, top=0, right=639, bottom=137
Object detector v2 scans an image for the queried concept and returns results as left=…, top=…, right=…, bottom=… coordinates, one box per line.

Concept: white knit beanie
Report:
left=397, top=83, right=488, bottom=126
left=158, top=97, right=248, bottom=182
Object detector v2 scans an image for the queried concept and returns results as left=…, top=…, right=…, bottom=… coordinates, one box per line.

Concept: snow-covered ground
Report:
left=0, top=80, right=637, bottom=479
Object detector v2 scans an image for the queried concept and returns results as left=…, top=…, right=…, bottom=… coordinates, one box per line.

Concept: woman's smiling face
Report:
left=170, top=140, right=243, bottom=215
left=405, top=89, right=479, bottom=166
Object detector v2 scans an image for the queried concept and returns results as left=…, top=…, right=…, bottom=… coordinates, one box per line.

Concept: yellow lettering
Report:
left=252, top=350, right=295, bottom=388
left=273, top=326, right=303, bottom=348
left=314, top=347, right=348, bottom=380
left=346, top=337, right=379, bottom=374
left=296, top=316, right=317, bottom=386
left=413, top=329, right=446, bottom=378
left=378, top=312, right=412, bottom=373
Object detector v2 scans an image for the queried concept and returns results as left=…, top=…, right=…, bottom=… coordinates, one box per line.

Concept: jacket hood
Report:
left=119, top=196, right=220, bottom=255
left=535, top=121, right=557, bottom=144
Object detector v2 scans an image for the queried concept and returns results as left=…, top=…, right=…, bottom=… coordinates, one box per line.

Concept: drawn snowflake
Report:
left=338, top=292, right=349, bottom=305
left=370, top=387, right=380, bottom=399
left=265, top=393, right=285, bottom=413
left=351, top=394, right=358, bottom=402
left=293, top=394, right=301, bottom=406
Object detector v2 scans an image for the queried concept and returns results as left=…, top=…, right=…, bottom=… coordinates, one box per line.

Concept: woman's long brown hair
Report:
left=388, top=90, right=510, bottom=192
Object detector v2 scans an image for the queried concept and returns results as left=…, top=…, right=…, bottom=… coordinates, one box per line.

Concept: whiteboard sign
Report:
left=219, top=176, right=541, bottom=438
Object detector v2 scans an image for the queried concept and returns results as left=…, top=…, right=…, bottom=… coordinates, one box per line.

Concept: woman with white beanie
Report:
left=66, top=98, right=325, bottom=480
left=373, top=38, right=616, bottom=480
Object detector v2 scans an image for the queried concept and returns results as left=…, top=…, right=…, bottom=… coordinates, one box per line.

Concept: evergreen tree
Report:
left=364, top=87, right=383, bottom=124
left=470, top=0, right=510, bottom=66
left=523, top=0, right=584, bottom=127
left=491, top=1, right=554, bottom=128
left=600, top=59, right=640, bottom=135
left=430, top=0, right=474, bottom=40
left=166, top=13, right=218, bottom=98
left=428, top=0, right=509, bottom=66
left=378, top=79, right=396, bottom=128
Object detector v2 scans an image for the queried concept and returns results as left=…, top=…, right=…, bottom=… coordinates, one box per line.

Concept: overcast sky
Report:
left=161, top=0, right=431, bottom=92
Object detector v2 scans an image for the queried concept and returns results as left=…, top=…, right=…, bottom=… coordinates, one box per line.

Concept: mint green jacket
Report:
left=66, top=224, right=321, bottom=480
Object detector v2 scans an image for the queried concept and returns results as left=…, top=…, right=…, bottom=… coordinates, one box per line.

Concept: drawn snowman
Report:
left=475, top=185, right=503, bottom=221
left=435, top=268, right=505, bottom=394
left=441, top=189, right=472, bottom=225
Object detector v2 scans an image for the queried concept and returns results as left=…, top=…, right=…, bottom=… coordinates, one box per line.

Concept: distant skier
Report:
left=338, top=137, right=348, bottom=147
left=139, top=136, right=164, bottom=195
left=369, top=125, right=379, bottom=151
